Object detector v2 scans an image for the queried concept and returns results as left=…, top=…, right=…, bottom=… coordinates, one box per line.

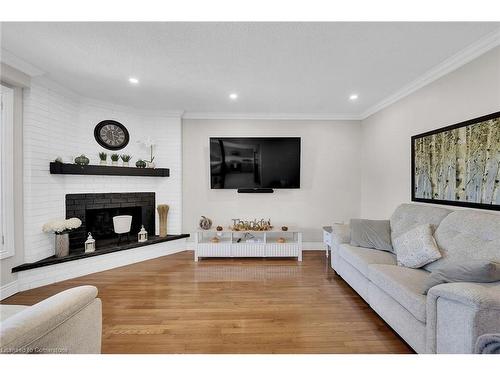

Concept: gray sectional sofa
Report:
left=331, top=204, right=500, bottom=354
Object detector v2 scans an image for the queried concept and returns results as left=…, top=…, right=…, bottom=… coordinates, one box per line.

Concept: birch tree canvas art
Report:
left=412, top=112, right=500, bottom=210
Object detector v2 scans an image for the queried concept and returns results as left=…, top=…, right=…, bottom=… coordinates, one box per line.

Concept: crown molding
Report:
left=0, top=48, right=45, bottom=77
left=182, top=112, right=363, bottom=121
left=360, top=28, right=500, bottom=120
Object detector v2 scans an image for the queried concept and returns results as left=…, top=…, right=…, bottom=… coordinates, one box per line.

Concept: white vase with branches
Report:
left=138, top=137, right=156, bottom=168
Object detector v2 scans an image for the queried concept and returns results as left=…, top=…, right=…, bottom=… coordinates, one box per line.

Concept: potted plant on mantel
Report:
left=110, top=153, right=120, bottom=166
left=98, top=152, right=108, bottom=166
left=42, top=218, right=82, bottom=258
left=121, top=154, right=132, bottom=167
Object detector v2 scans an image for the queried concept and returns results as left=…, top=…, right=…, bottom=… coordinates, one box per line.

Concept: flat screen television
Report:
left=210, top=137, right=301, bottom=189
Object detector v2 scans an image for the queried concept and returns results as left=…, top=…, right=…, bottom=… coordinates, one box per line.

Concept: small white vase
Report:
left=113, top=215, right=132, bottom=234
left=112, top=161, right=118, bottom=166
left=100, top=160, right=107, bottom=166
left=122, top=161, right=129, bottom=167
left=147, top=161, right=155, bottom=169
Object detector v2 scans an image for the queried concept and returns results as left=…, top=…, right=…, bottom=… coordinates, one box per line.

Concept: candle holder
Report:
left=85, top=232, right=96, bottom=253
left=138, top=225, right=148, bottom=242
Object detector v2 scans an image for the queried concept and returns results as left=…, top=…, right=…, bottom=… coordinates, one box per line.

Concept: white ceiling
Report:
left=1, top=22, right=499, bottom=117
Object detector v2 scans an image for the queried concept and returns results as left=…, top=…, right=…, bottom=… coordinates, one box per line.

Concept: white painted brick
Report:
left=23, top=78, right=183, bottom=265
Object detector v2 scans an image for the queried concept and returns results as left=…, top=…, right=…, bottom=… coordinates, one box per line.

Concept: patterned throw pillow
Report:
left=393, top=224, right=442, bottom=268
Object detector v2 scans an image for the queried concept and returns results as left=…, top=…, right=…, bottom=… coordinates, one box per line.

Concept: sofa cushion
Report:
left=393, top=224, right=442, bottom=268
left=331, top=223, right=351, bottom=249
left=390, top=204, right=451, bottom=243
left=350, top=219, right=393, bottom=252
left=338, top=244, right=396, bottom=276
left=424, top=260, right=500, bottom=293
left=368, top=264, right=429, bottom=323
left=0, top=305, right=27, bottom=322
left=427, top=210, right=500, bottom=272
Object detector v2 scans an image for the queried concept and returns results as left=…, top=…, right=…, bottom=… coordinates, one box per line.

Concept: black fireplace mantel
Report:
left=50, top=162, right=169, bottom=177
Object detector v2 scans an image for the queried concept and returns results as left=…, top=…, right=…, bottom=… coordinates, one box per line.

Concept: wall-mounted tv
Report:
left=210, top=137, right=301, bottom=189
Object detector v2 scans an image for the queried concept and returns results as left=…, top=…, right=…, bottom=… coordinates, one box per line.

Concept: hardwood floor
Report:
left=2, top=251, right=413, bottom=354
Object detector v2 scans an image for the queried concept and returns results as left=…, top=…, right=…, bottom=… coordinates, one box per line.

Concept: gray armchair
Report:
left=0, top=285, right=102, bottom=354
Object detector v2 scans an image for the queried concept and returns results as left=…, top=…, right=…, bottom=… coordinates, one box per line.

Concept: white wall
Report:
left=360, top=47, right=500, bottom=219
left=182, top=119, right=362, bottom=243
left=0, top=86, right=24, bottom=287
left=0, top=63, right=28, bottom=289
left=22, top=77, right=182, bottom=263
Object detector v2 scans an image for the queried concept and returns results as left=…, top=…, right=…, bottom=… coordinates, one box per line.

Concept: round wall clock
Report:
left=94, top=120, right=130, bottom=150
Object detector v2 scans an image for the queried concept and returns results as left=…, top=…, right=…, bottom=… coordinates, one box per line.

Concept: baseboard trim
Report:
left=17, top=238, right=188, bottom=292
left=0, top=280, right=19, bottom=300
left=185, top=240, right=325, bottom=251
left=303, top=242, right=326, bottom=250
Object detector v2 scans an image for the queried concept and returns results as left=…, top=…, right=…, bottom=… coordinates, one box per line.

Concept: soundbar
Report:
left=237, top=188, right=274, bottom=193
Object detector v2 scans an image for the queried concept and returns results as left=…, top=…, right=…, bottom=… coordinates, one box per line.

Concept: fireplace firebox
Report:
left=66, top=192, right=155, bottom=252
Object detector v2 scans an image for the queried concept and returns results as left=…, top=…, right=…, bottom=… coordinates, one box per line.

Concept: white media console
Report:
left=194, top=230, right=302, bottom=261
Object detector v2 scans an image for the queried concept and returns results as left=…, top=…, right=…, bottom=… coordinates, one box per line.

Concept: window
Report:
left=0, top=84, right=15, bottom=259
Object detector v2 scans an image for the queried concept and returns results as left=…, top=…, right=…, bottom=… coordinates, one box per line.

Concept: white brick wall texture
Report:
left=23, top=77, right=183, bottom=263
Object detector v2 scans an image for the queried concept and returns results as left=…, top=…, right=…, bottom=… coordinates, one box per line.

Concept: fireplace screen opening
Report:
left=85, top=206, right=142, bottom=241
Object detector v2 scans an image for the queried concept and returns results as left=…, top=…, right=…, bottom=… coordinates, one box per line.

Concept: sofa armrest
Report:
left=331, top=223, right=350, bottom=250
left=0, top=285, right=102, bottom=353
left=475, top=333, right=500, bottom=354
left=426, top=281, right=500, bottom=353
left=428, top=282, right=500, bottom=309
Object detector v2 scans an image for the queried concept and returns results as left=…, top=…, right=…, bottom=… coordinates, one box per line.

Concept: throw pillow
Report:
left=350, top=219, right=393, bottom=252
left=331, top=223, right=351, bottom=247
left=393, top=224, right=441, bottom=268
left=424, top=260, right=500, bottom=293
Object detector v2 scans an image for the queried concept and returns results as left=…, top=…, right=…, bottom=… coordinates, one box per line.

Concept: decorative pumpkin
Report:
left=136, top=159, right=147, bottom=168
left=216, top=225, right=223, bottom=231
left=74, top=155, right=89, bottom=166
left=199, top=216, right=212, bottom=230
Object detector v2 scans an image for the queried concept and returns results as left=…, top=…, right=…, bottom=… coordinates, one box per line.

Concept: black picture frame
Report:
left=411, top=111, right=500, bottom=211
left=94, top=120, right=130, bottom=150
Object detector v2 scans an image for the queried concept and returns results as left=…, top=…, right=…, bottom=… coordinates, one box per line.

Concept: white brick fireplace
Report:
left=22, top=77, right=183, bottom=263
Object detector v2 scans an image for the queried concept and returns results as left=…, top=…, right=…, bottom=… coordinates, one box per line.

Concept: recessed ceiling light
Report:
left=349, top=94, right=359, bottom=101
left=229, top=93, right=238, bottom=100
left=128, top=77, right=139, bottom=84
